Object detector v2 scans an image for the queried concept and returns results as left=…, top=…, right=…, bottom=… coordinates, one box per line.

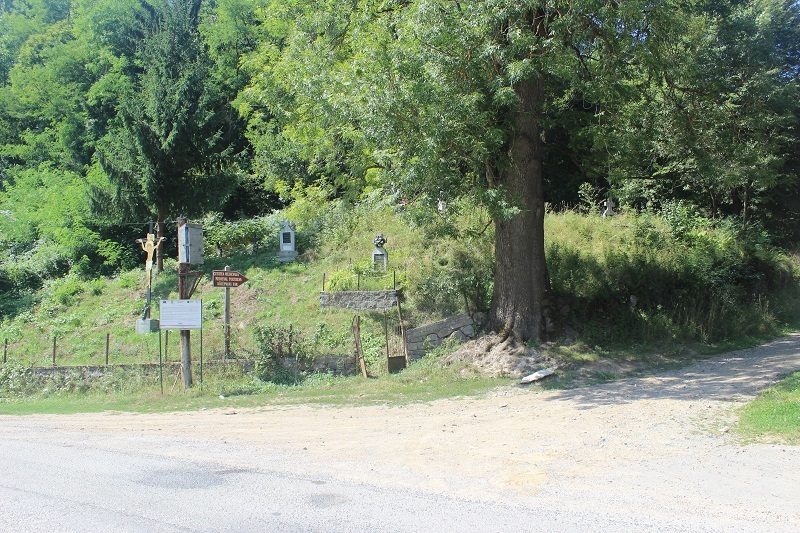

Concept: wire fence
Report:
left=0, top=326, right=257, bottom=369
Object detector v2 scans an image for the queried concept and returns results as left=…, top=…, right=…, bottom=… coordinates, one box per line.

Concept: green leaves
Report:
left=95, top=0, right=240, bottom=219
left=610, top=0, right=800, bottom=229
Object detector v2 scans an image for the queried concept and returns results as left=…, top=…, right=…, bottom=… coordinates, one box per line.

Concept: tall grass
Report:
left=546, top=210, right=798, bottom=345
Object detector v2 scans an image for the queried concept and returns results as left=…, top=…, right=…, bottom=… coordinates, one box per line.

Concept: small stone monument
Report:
left=372, top=233, right=388, bottom=270
left=276, top=220, right=297, bottom=263
left=602, top=198, right=615, bottom=218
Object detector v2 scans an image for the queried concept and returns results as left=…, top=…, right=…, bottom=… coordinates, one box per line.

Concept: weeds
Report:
left=545, top=211, right=797, bottom=345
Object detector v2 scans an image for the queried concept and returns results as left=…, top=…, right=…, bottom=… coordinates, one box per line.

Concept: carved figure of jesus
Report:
left=136, top=233, right=165, bottom=289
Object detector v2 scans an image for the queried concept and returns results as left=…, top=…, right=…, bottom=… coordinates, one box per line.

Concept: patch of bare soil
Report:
left=444, top=333, right=547, bottom=378
left=445, top=334, right=684, bottom=385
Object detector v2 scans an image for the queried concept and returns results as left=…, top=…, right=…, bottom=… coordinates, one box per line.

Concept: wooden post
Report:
left=105, top=333, right=110, bottom=365
left=397, top=298, right=410, bottom=365
left=176, top=216, right=194, bottom=390
left=384, top=310, right=389, bottom=361
left=3, top=338, right=7, bottom=364
left=352, top=315, right=367, bottom=378
left=158, top=330, right=163, bottom=395
left=224, top=265, right=231, bottom=359
left=179, top=261, right=192, bottom=389
left=322, top=273, right=326, bottom=292
left=52, top=336, right=56, bottom=366
left=289, top=324, right=297, bottom=384
left=199, top=321, right=203, bottom=394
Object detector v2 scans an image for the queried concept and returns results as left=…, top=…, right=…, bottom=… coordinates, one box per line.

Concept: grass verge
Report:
left=0, top=353, right=511, bottom=415
left=736, top=371, right=800, bottom=444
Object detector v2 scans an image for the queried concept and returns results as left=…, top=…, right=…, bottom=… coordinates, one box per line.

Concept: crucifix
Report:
left=136, top=232, right=165, bottom=319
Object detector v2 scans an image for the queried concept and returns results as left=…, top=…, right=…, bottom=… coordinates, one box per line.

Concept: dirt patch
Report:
left=444, top=333, right=548, bottom=378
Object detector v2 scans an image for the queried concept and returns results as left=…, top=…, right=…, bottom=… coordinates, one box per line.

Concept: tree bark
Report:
left=489, top=75, right=548, bottom=342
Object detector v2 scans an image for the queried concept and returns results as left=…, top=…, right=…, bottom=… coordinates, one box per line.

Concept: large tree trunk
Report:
left=489, top=75, right=548, bottom=342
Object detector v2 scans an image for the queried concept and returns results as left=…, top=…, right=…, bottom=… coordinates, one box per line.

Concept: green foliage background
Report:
left=0, top=0, right=797, bottom=354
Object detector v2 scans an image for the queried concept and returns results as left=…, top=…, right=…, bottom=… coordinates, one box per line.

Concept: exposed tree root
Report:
left=444, top=333, right=547, bottom=378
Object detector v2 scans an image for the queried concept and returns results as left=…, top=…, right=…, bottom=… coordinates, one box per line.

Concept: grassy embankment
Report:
left=1, top=199, right=800, bottom=427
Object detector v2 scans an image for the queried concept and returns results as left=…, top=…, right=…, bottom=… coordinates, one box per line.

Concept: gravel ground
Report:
left=2, top=334, right=800, bottom=531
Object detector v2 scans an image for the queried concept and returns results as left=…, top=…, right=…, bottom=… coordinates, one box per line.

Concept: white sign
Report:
left=159, top=300, right=202, bottom=330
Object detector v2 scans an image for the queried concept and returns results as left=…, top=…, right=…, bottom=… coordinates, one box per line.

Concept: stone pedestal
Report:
left=136, top=318, right=160, bottom=334
left=276, top=250, right=298, bottom=263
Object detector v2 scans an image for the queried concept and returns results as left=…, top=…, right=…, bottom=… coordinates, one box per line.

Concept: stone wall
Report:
left=25, top=360, right=256, bottom=380
left=406, top=312, right=485, bottom=360
left=319, top=290, right=398, bottom=311
left=309, top=354, right=355, bottom=375
left=22, top=356, right=356, bottom=382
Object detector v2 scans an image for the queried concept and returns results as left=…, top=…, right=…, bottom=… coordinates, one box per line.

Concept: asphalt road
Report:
left=0, top=426, right=670, bottom=532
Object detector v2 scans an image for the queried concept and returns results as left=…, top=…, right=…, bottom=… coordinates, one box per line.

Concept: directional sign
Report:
left=212, top=270, right=248, bottom=288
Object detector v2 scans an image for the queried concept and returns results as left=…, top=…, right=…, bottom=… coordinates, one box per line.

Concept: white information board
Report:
left=159, top=300, right=202, bottom=330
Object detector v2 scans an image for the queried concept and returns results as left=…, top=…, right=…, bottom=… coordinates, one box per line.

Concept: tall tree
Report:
left=96, top=0, right=240, bottom=270
left=245, top=0, right=647, bottom=340
left=607, top=0, right=800, bottom=231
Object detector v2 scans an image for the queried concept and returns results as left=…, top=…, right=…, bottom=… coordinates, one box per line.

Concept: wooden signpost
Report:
left=212, top=269, right=248, bottom=287
left=213, top=267, right=248, bottom=357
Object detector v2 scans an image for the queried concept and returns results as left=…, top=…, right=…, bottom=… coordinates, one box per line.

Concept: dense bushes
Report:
left=203, top=213, right=282, bottom=256
left=252, top=323, right=309, bottom=384
left=545, top=210, right=796, bottom=343
left=410, top=247, right=493, bottom=316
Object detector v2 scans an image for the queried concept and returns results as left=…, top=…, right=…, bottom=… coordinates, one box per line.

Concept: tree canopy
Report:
left=0, top=0, right=797, bottom=336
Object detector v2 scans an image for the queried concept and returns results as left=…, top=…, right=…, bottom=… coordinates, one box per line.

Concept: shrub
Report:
left=325, top=260, right=402, bottom=292
left=252, top=323, right=310, bottom=384
left=48, top=275, right=85, bottom=307
left=545, top=210, right=795, bottom=344
left=0, top=363, right=40, bottom=398
left=410, top=247, right=492, bottom=316
left=203, top=213, right=281, bottom=256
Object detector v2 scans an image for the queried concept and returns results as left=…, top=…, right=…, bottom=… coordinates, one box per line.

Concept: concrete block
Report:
left=136, top=319, right=159, bottom=334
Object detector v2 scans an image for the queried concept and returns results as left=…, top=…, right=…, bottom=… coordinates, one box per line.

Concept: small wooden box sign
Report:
left=178, top=223, right=204, bottom=264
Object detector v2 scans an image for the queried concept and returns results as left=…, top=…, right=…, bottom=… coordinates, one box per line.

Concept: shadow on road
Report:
left=543, top=334, right=800, bottom=409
